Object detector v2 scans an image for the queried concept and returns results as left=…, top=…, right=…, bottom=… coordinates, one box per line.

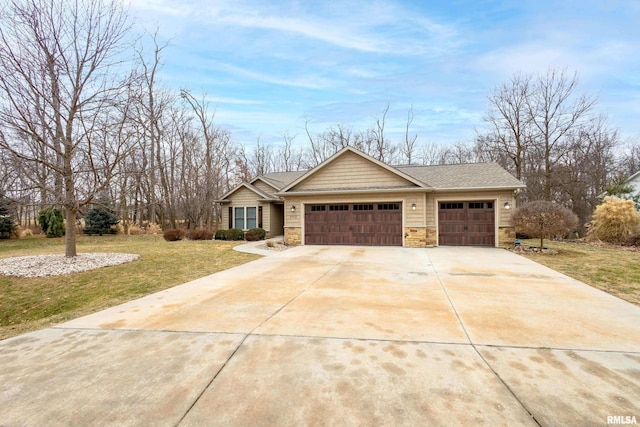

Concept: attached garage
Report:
left=438, top=201, right=495, bottom=246
left=304, top=202, right=402, bottom=246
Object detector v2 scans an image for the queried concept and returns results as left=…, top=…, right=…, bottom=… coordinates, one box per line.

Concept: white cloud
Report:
left=213, top=61, right=336, bottom=90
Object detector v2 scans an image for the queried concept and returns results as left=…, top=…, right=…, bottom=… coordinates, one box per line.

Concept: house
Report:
left=217, top=146, right=525, bottom=248
left=626, top=171, right=640, bottom=199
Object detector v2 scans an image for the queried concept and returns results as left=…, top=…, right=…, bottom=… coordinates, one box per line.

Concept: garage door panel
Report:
left=439, top=201, right=495, bottom=247
left=305, top=203, right=402, bottom=246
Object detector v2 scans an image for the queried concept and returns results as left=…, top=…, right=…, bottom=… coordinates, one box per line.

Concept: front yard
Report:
left=519, top=239, right=640, bottom=306
left=0, top=235, right=259, bottom=340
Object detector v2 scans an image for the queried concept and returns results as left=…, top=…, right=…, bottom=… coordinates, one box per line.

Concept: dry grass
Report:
left=0, top=234, right=259, bottom=340
left=519, top=239, right=640, bottom=306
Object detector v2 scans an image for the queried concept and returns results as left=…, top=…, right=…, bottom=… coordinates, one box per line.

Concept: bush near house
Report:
left=163, top=229, right=185, bottom=242
left=587, top=196, right=640, bottom=244
left=511, top=200, right=578, bottom=249
left=245, top=228, right=266, bottom=241
left=186, top=229, right=214, bottom=240
left=225, top=228, right=245, bottom=241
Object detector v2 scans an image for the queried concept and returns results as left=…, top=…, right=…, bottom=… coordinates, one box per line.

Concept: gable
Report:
left=290, top=150, right=419, bottom=192
left=228, top=186, right=263, bottom=204
left=253, top=179, right=278, bottom=196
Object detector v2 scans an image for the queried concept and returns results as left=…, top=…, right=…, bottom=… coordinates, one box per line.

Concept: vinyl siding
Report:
left=291, top=151, right=416, bottom=191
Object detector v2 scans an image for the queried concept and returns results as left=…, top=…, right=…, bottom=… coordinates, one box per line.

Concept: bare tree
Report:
left=526, top=69, right=595, bottom=200
left=480, top=73, right=532, bottom=181
left=401, top=105, right=418, bottom=164
left=0, top=0, right=137, bottom=256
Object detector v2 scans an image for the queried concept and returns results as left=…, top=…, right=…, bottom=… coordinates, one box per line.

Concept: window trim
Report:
left=233, top=206, right=260, bottom=230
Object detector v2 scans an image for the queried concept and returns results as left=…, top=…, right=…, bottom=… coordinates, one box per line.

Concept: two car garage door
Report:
left=303, top=200, right=496, bottom=247
left=304, top=203, right=402, bottom=246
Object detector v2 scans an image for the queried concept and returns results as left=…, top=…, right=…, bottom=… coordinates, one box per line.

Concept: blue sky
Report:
left=128, top=0, right=640, bottom=148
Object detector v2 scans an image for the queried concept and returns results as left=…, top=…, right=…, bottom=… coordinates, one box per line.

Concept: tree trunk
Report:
left=65, top=206, right=77, bottom=257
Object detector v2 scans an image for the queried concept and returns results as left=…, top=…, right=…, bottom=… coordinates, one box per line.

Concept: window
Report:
left=310, top=205, right=326, bottom=212
left=440, top=202, right=463, bottom=210
left=258, top=206, right=263, bottom=228
left=469, top=202, right=494, bottom=209
left=329, top=204, right=349, bottom=211
left=228, top=206, right=233, bottom=229
left=353, top=204, right=374, bottom=211
left=234, top=207, right=245, bottom=229
left=247, top=207, right=257, bottom=229
left=378, top=203, right=400, bottom=210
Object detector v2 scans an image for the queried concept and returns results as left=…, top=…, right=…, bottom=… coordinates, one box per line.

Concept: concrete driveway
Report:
left=1, top=246, right=639, bottom=426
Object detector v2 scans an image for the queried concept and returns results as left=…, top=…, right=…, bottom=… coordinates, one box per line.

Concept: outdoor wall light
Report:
left=411, top=203, right=417, bottom=210
left=290, top=205, right=296, bottom=212
left=504, top=201, right=511, bottom=210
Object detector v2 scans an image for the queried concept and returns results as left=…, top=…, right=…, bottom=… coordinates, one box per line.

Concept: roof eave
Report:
left=432, top=184, right=526, bottom=192
left=276, top=187, right=431, bottom=196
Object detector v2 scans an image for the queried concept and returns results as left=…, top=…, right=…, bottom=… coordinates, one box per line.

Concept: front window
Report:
left=246, top=207, right=257, bottom=229
left=234, top=207, right=244, bottom=229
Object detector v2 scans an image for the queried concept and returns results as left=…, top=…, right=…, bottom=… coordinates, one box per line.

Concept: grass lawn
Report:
left=518, top=239, right=640, bottom=307
left=0, top=235, right=260, bottom=340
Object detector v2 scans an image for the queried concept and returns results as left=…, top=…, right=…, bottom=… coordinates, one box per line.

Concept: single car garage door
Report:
left=305, top=202, right=402, bottom=246
left=438, top=201, right=495, bottom=246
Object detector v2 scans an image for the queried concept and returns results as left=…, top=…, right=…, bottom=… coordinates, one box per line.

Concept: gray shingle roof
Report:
left=396, top=162, right=524, bottom=190
left=260, top=171, right=307, bottom=189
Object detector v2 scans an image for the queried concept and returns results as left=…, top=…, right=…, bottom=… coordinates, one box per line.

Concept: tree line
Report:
left=0, top=0, right=638, bottom=256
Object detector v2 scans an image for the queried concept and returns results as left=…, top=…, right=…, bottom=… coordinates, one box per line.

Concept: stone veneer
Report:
left=404, top=227, right=437, bottom=248
left=284, top=227, right=302, bottom=246
left=498, top=226, right=516, bottom=248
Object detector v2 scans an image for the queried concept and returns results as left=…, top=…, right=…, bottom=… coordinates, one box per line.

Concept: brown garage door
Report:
left=438, top=201, right=495, bottom=246
left=305, top=203, right=402, bottom=246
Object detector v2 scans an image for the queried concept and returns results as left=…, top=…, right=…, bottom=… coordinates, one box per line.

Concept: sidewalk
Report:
left=231, top=235, right=287, bottom=256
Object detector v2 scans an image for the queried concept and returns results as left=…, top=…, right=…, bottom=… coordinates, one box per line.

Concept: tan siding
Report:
left=293, top=151, right=415, bottom=191
left=253, top=180, right=277, bottom=196
left=220, top=205, right=229, bottom=230
left=231, top=187, right=261, bottom=205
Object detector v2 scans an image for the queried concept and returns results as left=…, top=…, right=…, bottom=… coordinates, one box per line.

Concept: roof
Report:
left=397, top=162, right=525, bottom=190
left=216, top=182, right=280, bottom=203
left=259, top=171, right=307, bottom=190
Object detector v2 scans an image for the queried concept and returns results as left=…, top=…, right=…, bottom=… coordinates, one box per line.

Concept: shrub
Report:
left=38, top=207, right=64, bottom=238
left=146, top=223, right=162, bottom=235
left=214, top=229, right=227, bottom=240
left=511, top=200, right=578, bottom=249
left=129, top=225, right=143, bottom=235
left=163, top=229, right=185, bottom=242
left=186, top=228, right=214, bottom=240
left=625, top=234, right=640, bottom=247
left=20, top=227, right=33, bottom=238
left=84, top=204, right=119, bottom=236
left=266, top=240, right=275, bottom=248
left=225, top=228, right=245, bottom=241
left=0, top=195, right=15, bottom=239
left=587, top=196, right=640, bottom=244
left=114, top=223, right=125, bottom=235
left=245, top=228, right=266, bottom=241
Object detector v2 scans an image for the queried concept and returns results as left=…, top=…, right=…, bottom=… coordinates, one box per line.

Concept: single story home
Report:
left=217, top=146, right=525, bottom=248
